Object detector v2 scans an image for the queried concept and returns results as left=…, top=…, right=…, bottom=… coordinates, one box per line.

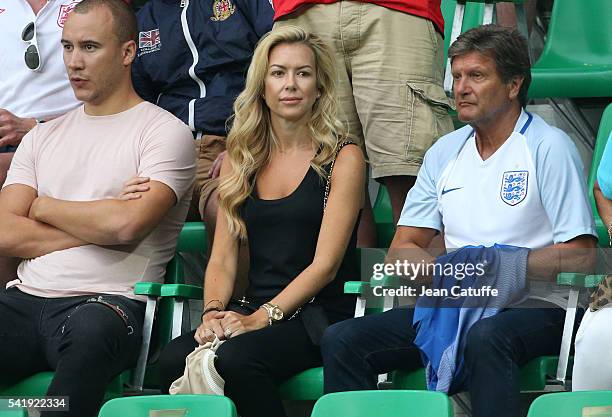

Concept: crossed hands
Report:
left=194, top=309, right=268, bottom=345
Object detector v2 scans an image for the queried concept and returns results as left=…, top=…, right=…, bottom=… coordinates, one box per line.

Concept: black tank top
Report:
left=240, top=159, right=358, bottom=321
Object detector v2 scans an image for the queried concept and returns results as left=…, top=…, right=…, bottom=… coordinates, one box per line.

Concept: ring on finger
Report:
left=224, top=328, right=232, bottom=337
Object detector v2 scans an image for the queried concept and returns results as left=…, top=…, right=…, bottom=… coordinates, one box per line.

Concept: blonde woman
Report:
left=157, top=26, right=365, bottom=417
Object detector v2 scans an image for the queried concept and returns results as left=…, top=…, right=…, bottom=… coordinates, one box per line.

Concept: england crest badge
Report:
left=210, top=0, right=236, bottom=21
left=500, top=171, right=528, bottom=206
left=57, top=1, right=79, bottom=28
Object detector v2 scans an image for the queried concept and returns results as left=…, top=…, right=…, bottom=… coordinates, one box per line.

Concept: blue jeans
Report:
left=321, top=304, right=567, bottom=417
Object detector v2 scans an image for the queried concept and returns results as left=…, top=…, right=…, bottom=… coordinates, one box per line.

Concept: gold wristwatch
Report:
left=260, top=302, right=284, bottom=325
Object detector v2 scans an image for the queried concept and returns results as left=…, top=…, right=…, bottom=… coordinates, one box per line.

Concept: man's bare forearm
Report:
left=30, top=197, right=138, bottom=246
left=0, top=214, right=87, bottom=258
left=527, top=237, right=597, bottom=281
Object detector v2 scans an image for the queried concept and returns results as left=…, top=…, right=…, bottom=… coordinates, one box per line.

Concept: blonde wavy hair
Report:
left=219, top=25, right=348, bottom=240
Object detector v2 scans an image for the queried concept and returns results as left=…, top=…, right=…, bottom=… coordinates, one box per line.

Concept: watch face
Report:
left=271, top=308, right=283, bottom=321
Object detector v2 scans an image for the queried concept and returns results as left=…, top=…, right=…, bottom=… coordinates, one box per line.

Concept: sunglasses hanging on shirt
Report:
left=22, top=21, right=43, bottom=72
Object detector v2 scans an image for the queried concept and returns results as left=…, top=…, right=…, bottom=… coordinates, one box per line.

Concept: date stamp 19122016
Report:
left=1, top=396, right=69, bottom=411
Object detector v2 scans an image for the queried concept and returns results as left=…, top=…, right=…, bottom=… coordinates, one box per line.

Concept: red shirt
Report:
left=273, top=0, right=444, bottom=34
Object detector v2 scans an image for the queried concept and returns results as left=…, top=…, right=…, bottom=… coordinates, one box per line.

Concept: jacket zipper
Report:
left=180, top=0, right=207, bottom=135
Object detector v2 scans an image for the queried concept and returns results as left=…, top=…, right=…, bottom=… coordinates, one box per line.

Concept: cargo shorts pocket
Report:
left=404, top=81, right=455, bottom=165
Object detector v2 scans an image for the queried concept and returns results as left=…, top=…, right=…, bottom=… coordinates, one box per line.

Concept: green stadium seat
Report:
left=98, top=394, right=237, bottom=417
left=529, top=0, right=612, bottom=98
left=277, top=367, right=324, bottom=401
left=373, top=185, right=395, bottom=248
left=0, top=399, right=29, bottom=417
left=311, top=390, right=453, bottom=417
left=526, top=391, right=612, bottom=417
left=0, top=411, right=26, bottom=417
left=0, top=371, right=125, bottom=402
left=0, top=222, right=207, bottom=400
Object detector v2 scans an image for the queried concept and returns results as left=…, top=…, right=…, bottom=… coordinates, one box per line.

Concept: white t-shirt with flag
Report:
left=399, top=110, right=597, bottom=306
left=0, top=0, right=81, bottom=119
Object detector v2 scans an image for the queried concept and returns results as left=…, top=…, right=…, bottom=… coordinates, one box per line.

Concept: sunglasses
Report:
left=21, top=21, right=43, bottom=71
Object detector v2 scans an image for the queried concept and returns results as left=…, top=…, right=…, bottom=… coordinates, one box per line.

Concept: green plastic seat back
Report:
left=527, top=391, right=612, bottom=417
left=372, top=185, right=395, bottom=247
left=441, top=0, right=487, bottom=58
left=311, top=390, right=453, bottom=417
left=98, top=395, right=237, bottom=417
left=165, top=222, right=208, bottom=285
left=539, top=0, right=612, bottom=68
left=155, top=222, right=207, bottom=373
left=588, top=104, right=612, bottom=245
left=529, top=0, right=612, bottom=98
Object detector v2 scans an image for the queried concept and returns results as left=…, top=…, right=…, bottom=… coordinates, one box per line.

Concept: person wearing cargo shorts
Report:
left=273, top=1, right=455, bottom=243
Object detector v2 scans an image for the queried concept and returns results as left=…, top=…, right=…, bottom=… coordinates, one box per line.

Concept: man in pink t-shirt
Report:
left=0, top=1, right=195, bottom=416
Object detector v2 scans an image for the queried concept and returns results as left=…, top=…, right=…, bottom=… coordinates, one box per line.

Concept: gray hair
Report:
left=448, top=24, right=531, bottom=108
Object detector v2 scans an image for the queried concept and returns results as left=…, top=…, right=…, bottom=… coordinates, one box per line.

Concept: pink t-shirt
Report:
left=3, top=102, right=196, bottom=300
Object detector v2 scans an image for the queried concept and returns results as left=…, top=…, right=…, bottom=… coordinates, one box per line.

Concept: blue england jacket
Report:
left=132, top=0, right=274, bottom=137
left=413, top=244, right=530, bottom=393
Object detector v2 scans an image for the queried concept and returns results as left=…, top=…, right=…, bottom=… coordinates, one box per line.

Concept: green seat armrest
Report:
left=371, top=274, right=404, bottom=288
left=160, top=283, right=204, bottom=299
left=344, top=281, right=369, bottom=295
left=556, top=273, right=587, bottom=287
left=133, top=282, right=162, bottom=296
left=585, top=274, right=608, bottom=288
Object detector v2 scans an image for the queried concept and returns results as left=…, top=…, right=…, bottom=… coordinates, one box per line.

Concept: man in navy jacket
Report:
left=132, top=0, right=273, bottom=236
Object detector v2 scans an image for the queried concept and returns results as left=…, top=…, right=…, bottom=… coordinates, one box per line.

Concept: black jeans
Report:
left=321, top=305, right=567, bottom=417
left=159, top=318, right=322, bottom=417
left=0, top=287, right=145, bottom=417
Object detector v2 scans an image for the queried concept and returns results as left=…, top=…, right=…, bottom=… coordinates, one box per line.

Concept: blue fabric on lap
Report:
left=413, top=244, right=530, bottom=392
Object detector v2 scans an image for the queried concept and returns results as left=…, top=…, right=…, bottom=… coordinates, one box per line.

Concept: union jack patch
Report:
left=138, top=29, right=161, bottom=56
left=210, top=0, right=236, bottom=21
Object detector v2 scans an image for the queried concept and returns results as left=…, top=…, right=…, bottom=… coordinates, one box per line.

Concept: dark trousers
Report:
left=159, top=318, right=323, bottom=417
left=0, top=287, right=145, bottom=417
left=321, top=305, right=566, bottom=417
